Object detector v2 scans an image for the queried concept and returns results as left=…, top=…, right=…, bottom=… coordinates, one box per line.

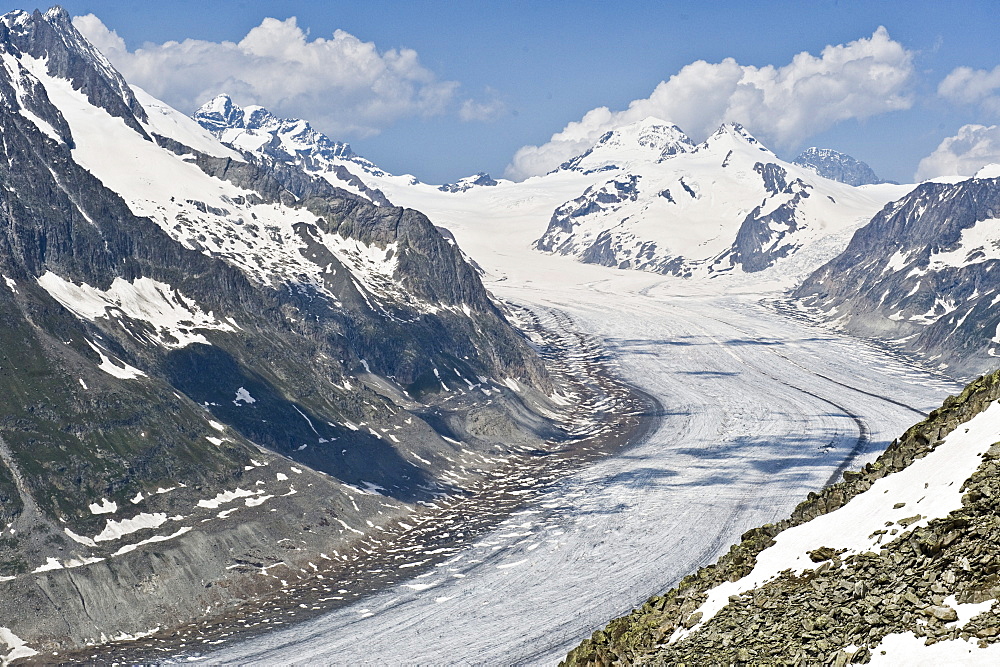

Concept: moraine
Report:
left=196, top=265, right=959, bottom=664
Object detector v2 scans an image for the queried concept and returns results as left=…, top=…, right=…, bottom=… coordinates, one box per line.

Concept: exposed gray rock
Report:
left=794, top=176, right=1000, bottom=378
left=794, top=147, right=887, bottom=186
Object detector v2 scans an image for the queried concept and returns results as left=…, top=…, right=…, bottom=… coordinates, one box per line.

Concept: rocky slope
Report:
left=565, top=369, right=1000, bottom=665
left=793, top=147, right=887, bottom=187
left=0, top=7, right=575, bottom=660
left=795, top=171, right=1000, bottom=378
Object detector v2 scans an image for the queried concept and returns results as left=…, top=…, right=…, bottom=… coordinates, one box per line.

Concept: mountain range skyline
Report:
left=3, top=0, right=998, bottom=184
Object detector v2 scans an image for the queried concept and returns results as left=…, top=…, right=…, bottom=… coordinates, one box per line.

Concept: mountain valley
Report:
left=2, top=6, right=1000, bottom=666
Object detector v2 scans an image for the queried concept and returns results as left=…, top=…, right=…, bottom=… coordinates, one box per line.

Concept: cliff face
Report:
left=565, top=370, right=1000, bottom=665
left=795, top=176, right=1000, bottom=378
left=0, top=7, right=565, bottom=656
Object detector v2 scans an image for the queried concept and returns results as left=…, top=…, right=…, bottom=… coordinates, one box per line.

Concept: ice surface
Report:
left=208, top=259, right=958, bottom=665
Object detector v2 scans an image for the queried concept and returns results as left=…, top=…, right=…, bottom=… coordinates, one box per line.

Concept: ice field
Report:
left=207, top=205, right=961, bottom=664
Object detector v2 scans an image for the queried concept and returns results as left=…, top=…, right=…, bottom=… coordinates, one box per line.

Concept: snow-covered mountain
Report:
left=555, top=117, right=695, bottom=174
left=438, top=171, right=500, bottom=193
left=0, top=7, right=581, bottom=657
left=533, top=119, right=905, bottom=279
left=567, top=369, right=1000, bottom=664
left=195, top=95, right=512, bottom=205
left=194, top=94, right=393, bottom=204
left=795, top=167, right=1000, bottom=377
left=793, top=146, right=887, bottom=186
left=195, top=107, right=908, bottom=287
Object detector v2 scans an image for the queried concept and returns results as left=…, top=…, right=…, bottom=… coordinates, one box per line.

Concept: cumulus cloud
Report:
left=915, top=124, right=1000, bottom=180
left=938, top=65, right=1000, bottom=114
left=73, top=14, right=461, bottom=137
left=507, top=27, right=915, bottom=180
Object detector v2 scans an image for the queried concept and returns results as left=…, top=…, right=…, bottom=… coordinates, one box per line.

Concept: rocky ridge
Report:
left=194, top=94, right=392, bottom=205
left=564, top=370, right=1000, bottom=665
left=793, top=147, right=887, bottom=187
left=795, top=175, right=1000, bottom=378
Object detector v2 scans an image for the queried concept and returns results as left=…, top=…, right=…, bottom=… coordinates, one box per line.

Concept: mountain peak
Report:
left=695, top=122, right=772, bottom=158
left=42, top=5, right=71, bottom=22
left=194, top=94, right=244, bottom=133
left=194, top=96, right=356, bottom=162
left=557, top=118, right=694, bottom=174
left=438, top=172, right=500, bottom=193
left=793, top=147, right=886, bottom=186
left=710, top=121, right=762, bottom=145
left=0, top=6, right=149, bottom=131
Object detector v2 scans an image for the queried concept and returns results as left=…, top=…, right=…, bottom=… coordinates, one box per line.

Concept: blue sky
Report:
left=7, top=1, right=1000, bottom=183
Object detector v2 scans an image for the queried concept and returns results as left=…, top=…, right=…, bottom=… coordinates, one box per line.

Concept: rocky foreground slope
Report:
left=565, top=369, right=1000, bottom=665
left=0, top=7, right=596, bottom=660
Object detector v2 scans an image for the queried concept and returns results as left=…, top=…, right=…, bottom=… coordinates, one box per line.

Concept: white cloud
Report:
left=507, top=27, right=915, bottom=180
left=459, top=87, right=507, bottom=122
left=938, top=65, right=1000, bottom=114
left=915, top=124, right=1000, bottom=180
left=73, top=14, right=461, bottom=137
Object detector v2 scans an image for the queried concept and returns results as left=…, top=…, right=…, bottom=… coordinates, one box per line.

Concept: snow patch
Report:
left=85, top=340, right=146, bottom=379
left=37, top=272, right=233, bottom=349
left=94, top=512, right=169, bottom=542
left=89, top=498, right=117, bottom=515
left=0, top=626, right=37, bottom=665
left=233, top=387, right=256, bottom=405
left=869, top=631, right=1000, bottom=665
left=112, top=526, right=192, bottom=556
left=31, top=557, right=63, bottom=573
left=197, top=488, right=261, bottom=509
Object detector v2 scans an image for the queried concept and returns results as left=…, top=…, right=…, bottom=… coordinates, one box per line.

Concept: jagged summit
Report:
left=195, top=93, right=356, bottom=161
left=698, top=121, right=771, bottom=155
left=194, top=94, right=394, bottom=204
left=794, top=146, right=886, bottom=186
left=0, top=6, right=149, bottom=133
